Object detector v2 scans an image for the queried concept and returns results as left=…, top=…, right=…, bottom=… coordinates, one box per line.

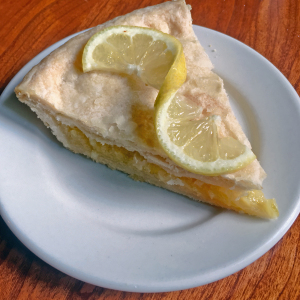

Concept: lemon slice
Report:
left=155, top=96, right=256, bottom=175
left=82, top=26, right=256, bottom=175
left=82, top=25, right=186, bottom=90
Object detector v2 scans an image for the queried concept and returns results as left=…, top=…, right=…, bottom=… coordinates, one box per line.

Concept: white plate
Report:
left=0, top=25, right=300, bottom=293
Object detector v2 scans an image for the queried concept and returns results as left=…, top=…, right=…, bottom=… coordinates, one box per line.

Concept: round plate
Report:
left=0, top=26, right=300, bottom=293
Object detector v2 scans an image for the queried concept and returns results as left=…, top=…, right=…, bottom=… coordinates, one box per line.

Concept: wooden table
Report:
left=1, top=0, right=299, bottom=299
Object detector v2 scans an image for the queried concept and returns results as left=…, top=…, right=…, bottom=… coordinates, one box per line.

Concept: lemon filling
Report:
left=62, top=125, right=278, bottom=219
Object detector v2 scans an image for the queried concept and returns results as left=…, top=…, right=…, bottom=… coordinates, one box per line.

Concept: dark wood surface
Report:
left=1, top=0, right=299, bottom=299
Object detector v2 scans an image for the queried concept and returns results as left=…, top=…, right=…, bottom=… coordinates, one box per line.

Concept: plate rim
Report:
left=1, top=25, right=300, bottom=293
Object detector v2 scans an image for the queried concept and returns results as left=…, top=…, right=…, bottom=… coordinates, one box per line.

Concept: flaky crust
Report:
left=15, top=0, right=266, bottom=190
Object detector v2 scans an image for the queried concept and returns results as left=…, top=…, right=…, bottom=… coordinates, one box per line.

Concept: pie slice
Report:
left=15, top=0, right=278, bottom=218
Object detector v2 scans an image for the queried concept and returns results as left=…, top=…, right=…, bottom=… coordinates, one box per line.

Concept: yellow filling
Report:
left=59, top=124, right=278, bottom=219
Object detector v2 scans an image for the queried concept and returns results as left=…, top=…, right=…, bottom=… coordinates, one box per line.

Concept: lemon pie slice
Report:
left=15, top=0, right=278, bottom=218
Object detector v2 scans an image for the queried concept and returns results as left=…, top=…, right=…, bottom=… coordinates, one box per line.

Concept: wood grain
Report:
left=0, top=0, right=299, bottom=299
